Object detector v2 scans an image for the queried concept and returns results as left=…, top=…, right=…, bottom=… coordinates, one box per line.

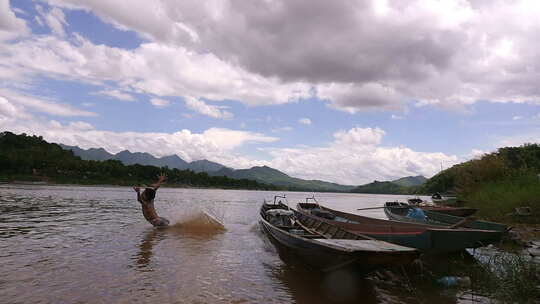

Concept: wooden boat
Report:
left=407, top=198, right=477, bottom=217
left=431, top=193, right=459, bottom=205
left=384, top=202, right=508, bottom=232
left=259, top=197, right=418, bottom=273
left=296, top=202, right=504, bottom=254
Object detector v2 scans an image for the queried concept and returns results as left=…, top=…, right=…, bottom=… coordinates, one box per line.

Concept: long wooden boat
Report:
left=431, top=193, right=459, bottom=205
left=259, top=198, right=418, bottom=273
left=296, top=203, right=504, bottom=254
left=407, top=198, right=477, bottom=217
left=384, top=202, right=508, bottom=232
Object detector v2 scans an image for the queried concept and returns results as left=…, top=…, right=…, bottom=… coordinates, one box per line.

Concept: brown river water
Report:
left=0, top=185, right=498, bottom=303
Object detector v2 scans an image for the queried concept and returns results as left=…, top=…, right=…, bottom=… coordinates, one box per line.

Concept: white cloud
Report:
left=334, top=127, right=385, bottom=146
left=93, top=89, right=135, bottom=101
left=512, top=115, right=523, bottom=120
left=0, top=96, right=24, bottom=118
left=184, top=97, right=233, bottom=119
left=317, top=83, right=403, bottom=113
left=39, top=0, right=540, bottom=112
left=0, top=0, right=29, bottom=40
left=1, top=34, right=313, bottom=108
left=68, top=121, right=94, bottom=130
left=1, top=113, right=278, bottom=167
left=391, top=114, right=404, bottom=120
left=36, top=5, right=67, bottom=37
left=0, top=100, right=457, bottom=184
left=201, top=128, right=278, bottom=150
left=271, top=126, right=293, bottom=133
left=496, top=131, right=540, bottom=148
left=265, top=127, right=458, bottom=184
left=298, top=118, right=311, bottom=125
left=0, top=89, right=96, bottom=117
left=469, top=149, right=487, bottom=159
left=150, top=98, right=170, bottom=108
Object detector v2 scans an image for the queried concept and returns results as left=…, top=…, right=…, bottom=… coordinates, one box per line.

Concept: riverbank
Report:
left=0, top=180, right=278, bottom=192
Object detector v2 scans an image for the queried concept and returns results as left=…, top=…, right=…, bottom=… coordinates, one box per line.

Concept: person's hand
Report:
left=133, top=186, right=140, bottom=193
left=157, top=173, right=167, bottom=184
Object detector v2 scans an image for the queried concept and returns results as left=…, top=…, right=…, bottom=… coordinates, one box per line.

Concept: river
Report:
left=0, top=184, right=495, bottom=303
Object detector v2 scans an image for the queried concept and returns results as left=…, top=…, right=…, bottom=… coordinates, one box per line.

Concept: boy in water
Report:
left=133, top=173, right=170, bottom=227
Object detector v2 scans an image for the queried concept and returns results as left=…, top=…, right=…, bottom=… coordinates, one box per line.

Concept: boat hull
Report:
left=418, top=206, right=477, bottom=217
left=296, top=204, right=503, bottom=254
left=259, top=202, right=418, bottom=273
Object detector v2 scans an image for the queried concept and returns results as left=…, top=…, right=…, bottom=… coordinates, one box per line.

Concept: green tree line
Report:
left=422, top=144, right=540, bottom=194
left=0, top=131, right=279, bottom=190
left=421, top=143, right=540, bottom=219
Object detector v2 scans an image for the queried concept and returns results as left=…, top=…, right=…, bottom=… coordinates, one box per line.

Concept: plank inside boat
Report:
left=313, top=239, right=416, bottom=252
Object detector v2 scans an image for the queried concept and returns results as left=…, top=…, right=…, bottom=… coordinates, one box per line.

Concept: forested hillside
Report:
left=0, top=132, right=277, bottom=190
left=350, top=176, right=426, bottom=194
left=422, top=144, right=540, bottom=194
left=421, top=144, right=540, bottom=219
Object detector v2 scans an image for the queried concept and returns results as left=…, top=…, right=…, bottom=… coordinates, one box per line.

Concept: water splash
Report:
left=166, top=202, right=226, bottom=231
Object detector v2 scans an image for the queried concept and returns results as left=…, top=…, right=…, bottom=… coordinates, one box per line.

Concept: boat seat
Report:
left=266, top=209, right=294, bottom=216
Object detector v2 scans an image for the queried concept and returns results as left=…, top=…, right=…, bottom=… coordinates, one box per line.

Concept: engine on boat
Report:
left=266, top=209, right=295, bottom=227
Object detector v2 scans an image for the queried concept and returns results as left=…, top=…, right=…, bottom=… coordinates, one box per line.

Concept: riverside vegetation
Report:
left=420, top=144, right=540, bottom=303
left=0, top=132, right=278, bottom=190
left=421, top=144, right=540, bottom=223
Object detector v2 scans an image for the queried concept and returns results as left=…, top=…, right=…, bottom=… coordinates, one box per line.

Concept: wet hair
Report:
left=142, top=188, right=156, bottom=200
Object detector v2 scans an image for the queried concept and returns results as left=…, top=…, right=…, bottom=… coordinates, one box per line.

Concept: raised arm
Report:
left=133, top=186, right=142, bottom=203
left=150, top=173, right=167, bottom=190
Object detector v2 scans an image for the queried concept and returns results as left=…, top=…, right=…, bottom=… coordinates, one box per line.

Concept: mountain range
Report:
left=208, top=166, right=355, bottom=192
left=60, top=145, right=355, bottom=192
left=60, top=144, right=226, bottom=173
left=61, top=144, right=426, bottom=193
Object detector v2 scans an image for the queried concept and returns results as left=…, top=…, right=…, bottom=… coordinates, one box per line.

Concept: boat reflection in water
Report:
left=261, top=244, right=484, bottom=304
left=262, top=257, right=379, bottom=304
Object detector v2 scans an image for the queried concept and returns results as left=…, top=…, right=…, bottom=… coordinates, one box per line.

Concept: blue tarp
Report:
left=406, top=207, right=427, bottom=221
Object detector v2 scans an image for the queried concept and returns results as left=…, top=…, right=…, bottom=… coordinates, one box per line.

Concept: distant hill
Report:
left=61, top=145, right=225, bottom=173
left=188, top=159, right=226, bottom=173
left=421, top=143, right=540, bottom=195
left=417, top=143, right=540, bottom=219
left=209, top=166, right=356, bottom=192
left=61, top=145, right=354, bottom=192
left=351, top=175, right=426, bottom=194
left=391, top=175, right=427, bottom=187
left=60, top=145, right=114, bottom=161
left=351, top=181, right=406, bottom=194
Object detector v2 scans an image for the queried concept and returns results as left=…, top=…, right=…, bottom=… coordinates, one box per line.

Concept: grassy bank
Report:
left=463, top=173, right=540, bottom=224
left=419, top=143, right=540, bottom=225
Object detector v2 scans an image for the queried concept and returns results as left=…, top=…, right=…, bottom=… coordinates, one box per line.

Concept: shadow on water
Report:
left=262, top=239, right=493, bottom=304
left=263, top=258, right=378, bottom=304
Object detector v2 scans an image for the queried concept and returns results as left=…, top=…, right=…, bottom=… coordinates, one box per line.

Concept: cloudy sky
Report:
left=2, top=0, right=540, bottom=185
